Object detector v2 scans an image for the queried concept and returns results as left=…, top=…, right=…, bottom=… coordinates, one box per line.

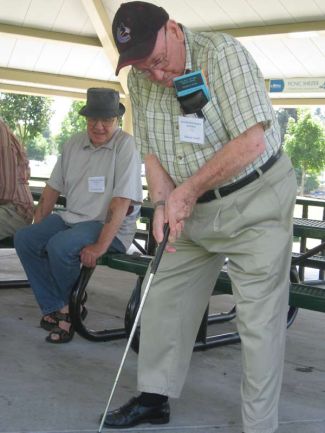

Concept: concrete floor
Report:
left=0, top=249, right=325, bottom=433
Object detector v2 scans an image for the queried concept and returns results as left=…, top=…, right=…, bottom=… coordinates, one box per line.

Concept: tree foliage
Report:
left=314, top=107, right=325, bottom=125
left=27, top=133, right=49, bottom=160
left=284, top=109, right=325, bottom=195
left=0, top=93, right=52, bottom=146
left=275, top=108, right=297, bottom=144
left=54, top=100, right=86, bottom=152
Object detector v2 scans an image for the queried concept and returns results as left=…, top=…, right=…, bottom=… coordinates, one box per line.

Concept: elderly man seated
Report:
left=15, top=88, right=143, bottom=344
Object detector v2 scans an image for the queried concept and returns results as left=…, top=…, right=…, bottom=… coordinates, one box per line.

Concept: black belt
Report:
left=197, top=148, right=282, bottom=203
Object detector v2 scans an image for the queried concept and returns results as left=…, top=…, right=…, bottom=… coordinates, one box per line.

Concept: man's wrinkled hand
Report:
left=80, top=243, right=106, bottom=268
left=166, top=183, right=197, bottom=243
left=152, top=206, right=176, bottom=253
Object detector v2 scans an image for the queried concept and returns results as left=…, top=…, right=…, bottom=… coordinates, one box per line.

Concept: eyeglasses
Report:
left=135, top=26, right=169, bottom=78
left=87, top=118, right=116, bottom=127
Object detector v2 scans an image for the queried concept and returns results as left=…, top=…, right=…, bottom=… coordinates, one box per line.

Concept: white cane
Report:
left=98, top=223, right=170, bottom=433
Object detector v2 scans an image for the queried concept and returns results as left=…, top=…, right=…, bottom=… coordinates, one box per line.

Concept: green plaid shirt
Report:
left=129, top=27, right=281, bottom=187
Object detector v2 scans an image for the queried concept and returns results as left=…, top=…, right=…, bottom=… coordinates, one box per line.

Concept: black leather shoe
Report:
left=101, top=396, right=170, bottom=428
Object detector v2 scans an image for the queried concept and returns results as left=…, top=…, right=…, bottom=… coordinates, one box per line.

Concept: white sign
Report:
left=269, top=78, right=325, bottom=93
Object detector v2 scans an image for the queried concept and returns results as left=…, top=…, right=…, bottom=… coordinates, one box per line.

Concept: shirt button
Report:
left=177, top=155, right=183, bottom=160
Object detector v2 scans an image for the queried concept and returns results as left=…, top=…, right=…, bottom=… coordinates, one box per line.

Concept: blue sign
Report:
left=269, top=79, right=285, bottom=93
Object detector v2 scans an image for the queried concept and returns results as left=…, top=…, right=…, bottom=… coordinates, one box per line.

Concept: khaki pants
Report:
left=0, top=203, right=30, bottom=240
left=138, top=153, right=297, bottom=433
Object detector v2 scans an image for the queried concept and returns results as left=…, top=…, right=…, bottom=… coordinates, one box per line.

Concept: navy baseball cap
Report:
left=112, top=1, right=169, bottom=75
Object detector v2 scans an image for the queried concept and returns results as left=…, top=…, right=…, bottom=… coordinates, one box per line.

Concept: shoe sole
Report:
left=149, top=415, right=170, bottom=424
left=104, top=415, right=170, bottom=428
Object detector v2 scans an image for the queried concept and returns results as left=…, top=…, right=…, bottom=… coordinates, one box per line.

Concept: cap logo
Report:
left=116, top=23, right=131, bottom=44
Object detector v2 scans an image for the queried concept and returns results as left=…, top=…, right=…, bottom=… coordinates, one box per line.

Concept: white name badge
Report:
left=179, top=116, right=204, bottom=145
left=88, top=176, right=105, bottom=193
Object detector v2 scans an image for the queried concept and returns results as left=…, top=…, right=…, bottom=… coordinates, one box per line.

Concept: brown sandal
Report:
left=40, top=311, right=59, bottom=331
left=45, top=312, right=74, bottom=344
left=41, top=304, right=87, bottom=332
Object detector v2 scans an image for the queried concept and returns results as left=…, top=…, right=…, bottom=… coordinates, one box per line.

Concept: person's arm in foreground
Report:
left=80, top=196, right=131, bottom=268
left=150, top=123, right=266, bottom=245
left=33, top=184, right=60, bottom=224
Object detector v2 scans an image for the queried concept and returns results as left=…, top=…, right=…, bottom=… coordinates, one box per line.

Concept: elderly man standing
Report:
left=15, top=88, right=143, bottom=344
left=102, top=3, right=298, bottom=433
left=0, top=118, right=33, bottom=240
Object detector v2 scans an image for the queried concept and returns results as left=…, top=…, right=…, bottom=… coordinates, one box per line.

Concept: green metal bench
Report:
left=69, top=205, right=155, bottom=343
left=70, top=249, right=325, bottom=351
left=99, top=255, right=325, bottom=313
left=70, top=212, right=325, bottom=351
left=293, top=197, right=325, bottom=280
left=293, top=217, right=325, bottom=239
left=2, top=193, right=325, bottom=351
left=211, top=270, right=325, bottom=313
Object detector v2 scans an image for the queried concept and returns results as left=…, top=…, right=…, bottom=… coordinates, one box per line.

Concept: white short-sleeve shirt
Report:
left=47, top=128, right=143, bottom=249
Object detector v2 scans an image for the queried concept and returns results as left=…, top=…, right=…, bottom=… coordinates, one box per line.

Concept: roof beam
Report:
left=271, top=97, right=325, bottom=106
left=209, top=20, right=325, bottom=37
left=81, top=0, right=132, bottom=133
left=0, top=22, right=101, bottom=46
left=1, top=70, right=321, bottom=105
left=0, top=67, right=123, bottom=94
left=0, top=82, right=127, bottom=105
left=0, top=83, right=87, bottom=99
left=81, top=0, right=129, bottom=94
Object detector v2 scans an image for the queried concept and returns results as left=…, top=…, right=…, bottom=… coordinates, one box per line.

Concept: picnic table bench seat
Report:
left=69, top=209, right=325, bottom=350
left=293, top=217, right=325, bottom=239
left=1, top=193, right=325, bottom=352
left=69, top=246, right=325, bottom=351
